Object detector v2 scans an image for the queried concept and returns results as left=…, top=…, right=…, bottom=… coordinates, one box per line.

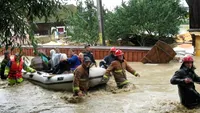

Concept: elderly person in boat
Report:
left=52, top=49, right=81, bottom=74
left=50, top=49, right=62, bottom=68
left=73, top=56, right=91, bottom=97
left=47, top=49, right=68, bottom=73
left=52, top=53, right=68, bottom=74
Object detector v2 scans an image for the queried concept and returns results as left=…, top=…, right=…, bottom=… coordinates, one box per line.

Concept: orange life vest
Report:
left=8, top=58, right=23, bottom=79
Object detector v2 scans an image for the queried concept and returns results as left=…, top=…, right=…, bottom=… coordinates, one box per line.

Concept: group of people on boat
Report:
left=1, top=45, right=200, bottom=109
left=30, top=44, right=96, bottom=74
left=0, top=45, right=140, bottom=93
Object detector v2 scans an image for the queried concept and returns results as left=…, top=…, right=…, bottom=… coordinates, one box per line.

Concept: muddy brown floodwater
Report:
left=0, top=56, right=200, bottom=113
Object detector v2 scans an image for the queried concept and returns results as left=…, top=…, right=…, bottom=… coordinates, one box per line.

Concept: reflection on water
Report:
left=1, top=58, right=200, bottom=113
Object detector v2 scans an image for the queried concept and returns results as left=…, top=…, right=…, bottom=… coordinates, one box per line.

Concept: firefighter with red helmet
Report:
left=102, top=49, right=140, bottom=88
left=171, top=55, right=200, bottom=109
left=110, top=47, right=116, bottom=52
left=4, top=53, right=36, bottom=85
left=99, top=47, right=116, bottom=69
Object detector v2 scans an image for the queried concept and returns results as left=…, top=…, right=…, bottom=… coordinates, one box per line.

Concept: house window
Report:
left=58, top=28, right=64, bottom=33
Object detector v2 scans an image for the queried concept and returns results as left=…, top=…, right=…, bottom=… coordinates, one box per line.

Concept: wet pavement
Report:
left=1, top=57, right=200, bottom=113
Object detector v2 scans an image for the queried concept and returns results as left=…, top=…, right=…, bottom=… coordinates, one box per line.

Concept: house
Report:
left=34, top=22, right=66, bottom=36
left=34, top=4, right=76, bottom=36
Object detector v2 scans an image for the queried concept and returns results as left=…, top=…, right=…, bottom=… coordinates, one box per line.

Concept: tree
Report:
left=104, top=0, right=187, bottom=46
left=0, top=0, right=62, bottom=51
left=67, top=0, right=99, bottom=45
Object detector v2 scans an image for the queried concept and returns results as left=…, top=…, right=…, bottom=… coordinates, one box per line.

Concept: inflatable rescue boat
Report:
left=23, top=67, right=107, bottom=91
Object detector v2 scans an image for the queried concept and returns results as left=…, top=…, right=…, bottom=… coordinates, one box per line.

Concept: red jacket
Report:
left=8, top=58, right=23, bottom=79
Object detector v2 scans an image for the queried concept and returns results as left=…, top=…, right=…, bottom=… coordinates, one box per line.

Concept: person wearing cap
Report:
left=102, top=49, right=140, bottom=88
left=73, top=56, right=91, bottom=97
left=0, top=51, right=11, bottom=80
left=4, top=53, right=36, bottom=85
left=82, top=44, right=97, bottom=67
left=99, top=47, right=116, bottom=69
left=170, top=55, right=200, bottom=109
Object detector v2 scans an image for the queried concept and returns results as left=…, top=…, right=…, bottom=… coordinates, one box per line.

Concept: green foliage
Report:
left=67, top=0, right=99, bottom=45
left=0, top=0, right=62, bottom=51
left=104, top=0, right=187, bottom=46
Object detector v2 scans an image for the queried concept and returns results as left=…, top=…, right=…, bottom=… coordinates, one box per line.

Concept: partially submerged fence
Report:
left=0, top=45, right=151, bottom=62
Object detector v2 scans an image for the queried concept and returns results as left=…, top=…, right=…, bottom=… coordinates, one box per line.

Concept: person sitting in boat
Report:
left=78, top=52, right=84, bottom=63
left=0, top=51, right=11, bottom=80
left=73, top=56, right=91, bottom=97
left=49, top=49, right=62, bottom=69
left=53, top=49, right=81, bottom=74
left=170, top=55, right=200, bottom=109
left=52, top=53, right=71, bottom=74
left=102, top=49, right=140, bottom=88
left=66, top=49, right=81, bottom=71
left=99, top=47, right=116, bottom=69
left=31, top=50, right=50, bottom=71
left=37, top=50, right=50, bottom=65
left=4, top=53, right=36, bottom=85
left=82, top=44, right=97, bottom=67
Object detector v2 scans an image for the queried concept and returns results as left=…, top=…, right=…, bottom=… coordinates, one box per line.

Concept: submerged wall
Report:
left=0, top=45, right=151, bottom=62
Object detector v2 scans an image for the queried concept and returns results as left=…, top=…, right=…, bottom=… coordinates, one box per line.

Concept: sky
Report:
left=67, top=0, right=188, bottom=10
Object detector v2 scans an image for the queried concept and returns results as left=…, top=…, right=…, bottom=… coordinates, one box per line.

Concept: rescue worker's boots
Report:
left=7, top=78, right=23, bottom=85
left=0, top=75, right=7, bottom=80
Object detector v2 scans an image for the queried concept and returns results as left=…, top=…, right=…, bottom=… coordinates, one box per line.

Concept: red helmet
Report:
left=115, top=49, right=124, bottom=56
left=182, top=55, right=194, bottom=62
left=110, top=47, right=116, bottom=52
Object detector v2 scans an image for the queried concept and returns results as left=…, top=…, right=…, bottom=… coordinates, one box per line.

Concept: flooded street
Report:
left=1, top=57, right=200, bottom=113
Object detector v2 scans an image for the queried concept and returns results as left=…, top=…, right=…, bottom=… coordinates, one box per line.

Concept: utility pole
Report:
left=97, top=0, right=106, bottom=46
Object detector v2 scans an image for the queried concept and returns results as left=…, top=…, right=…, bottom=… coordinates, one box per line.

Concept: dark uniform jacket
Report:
left=83, top=51, right=96, bottom=65
left=170, top=64, right=200, bottom=108
left=0, top=59, right=9, bottom=79
left=99, top=54, right=115, bottom=69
